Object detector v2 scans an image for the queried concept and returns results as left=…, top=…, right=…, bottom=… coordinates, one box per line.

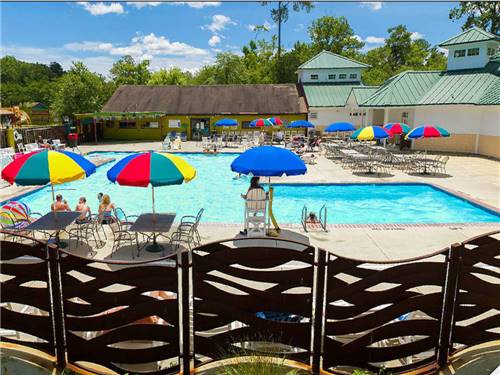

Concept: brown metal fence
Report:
left=0, top=231, right=499, bottom=374
left=15, top=125, right=67, bottom=145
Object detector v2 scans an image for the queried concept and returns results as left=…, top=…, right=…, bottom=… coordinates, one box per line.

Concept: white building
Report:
left=300, top=28, right=500, bottom=158
left=297, top=51, right=378, bottom=128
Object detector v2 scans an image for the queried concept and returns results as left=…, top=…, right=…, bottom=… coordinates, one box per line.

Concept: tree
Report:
left=49, top=62, right=64, bottom=78
left=148, top=67, right=192, bottom=85
left=308, top=16, right=364, bottom=56
left=385, top=25, right=413, bottom=71
left=109, top=56, right=151, bottom=86
left=278, top=41, right=315, bottom=83
left=260, top=1, right=314, bottom=58
left=449, top=2, right=499, bottom=34
left=51, top=62, right=109, bottom=118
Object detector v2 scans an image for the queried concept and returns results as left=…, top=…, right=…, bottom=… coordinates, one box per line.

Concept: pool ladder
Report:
left=301, top=204, right=328, bottom=232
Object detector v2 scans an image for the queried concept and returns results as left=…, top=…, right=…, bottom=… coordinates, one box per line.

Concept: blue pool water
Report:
left=9, top=152, right=500, bottom=224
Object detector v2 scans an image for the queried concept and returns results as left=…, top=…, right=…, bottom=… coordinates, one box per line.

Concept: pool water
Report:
left=11, top=152, right=500, bottom=224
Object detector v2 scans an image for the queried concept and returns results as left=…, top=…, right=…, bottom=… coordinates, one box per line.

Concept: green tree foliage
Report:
left=362, top=25, right=447, bottom=85
left=109, top=55, right=151, bottom=86
left=449, top=2, right=499, bottom=34
left=278, top=41, right=315, bottom=83
left=308, top=16, right=365, bottom=56
left=260, top=1, right=314, bottom=57
left=147, top=67, right=192, bottom=85
left=51, top=62, right=110, bottom=118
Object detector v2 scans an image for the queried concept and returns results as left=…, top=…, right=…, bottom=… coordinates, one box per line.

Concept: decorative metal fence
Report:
left=0, top=231, right=499, bottom=374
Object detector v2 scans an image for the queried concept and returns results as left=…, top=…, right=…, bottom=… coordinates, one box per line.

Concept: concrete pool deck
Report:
left=1, top=140, right=498, bottom=261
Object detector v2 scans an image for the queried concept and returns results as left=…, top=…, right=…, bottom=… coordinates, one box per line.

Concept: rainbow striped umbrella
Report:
left=0, top=201, right=31, bottom=225
left=405, top=125, right=450, bottom=140
left=107, top=152, right=196, bottom=214
left=250, top=118, right=273, bottom=127
left=351, top=126, right=391, bottom=141
left=267, top=117, right=283, bottom=126
left=383, top=123, right=411, bottom=135
left=1, top=149, right=96, bottom=202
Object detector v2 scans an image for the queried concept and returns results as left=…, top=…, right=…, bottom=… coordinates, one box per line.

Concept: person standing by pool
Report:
left=51, top=194, right=70, bottom=211
left=98, top=194, right=116, bottom=223
left=75, top=197, right=91, bottom=223
left=97, top=192, right=103, bottom=203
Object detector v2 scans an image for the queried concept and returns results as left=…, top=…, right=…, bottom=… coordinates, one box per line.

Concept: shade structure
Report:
left=249, top=118, right=273, bottom=127
left=405, top=125, right=450, bottom=139
left=267, top=117, right=283, bottom=126
left=231, top=146, right=307, bottom=177
left=0, top=201, right=31, bottom=225
left=383, top=122, right=411, bottom=135
left=287, top=120, right=315, bottom=129
left=325, top=122, right=356, bottom=132
left=2, top=149, right=96, bottom=186
left=351, top=126, right=391, bottom=141
left=107, top=152, right=196, bottom=187
left=215, top=118, right=238, bottom=127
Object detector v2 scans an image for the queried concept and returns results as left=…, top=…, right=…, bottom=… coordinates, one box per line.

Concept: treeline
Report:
left=0, top=17, right=452, bottom=119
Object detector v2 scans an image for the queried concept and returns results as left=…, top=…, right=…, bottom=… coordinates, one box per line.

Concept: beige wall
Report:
left=413, top=134, right=477, bottom=153
left=478, top=134, right=500, bottom=158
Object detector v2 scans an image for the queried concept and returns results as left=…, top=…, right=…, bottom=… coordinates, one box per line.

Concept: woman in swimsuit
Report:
left=98, top=194, right=116, bottom=224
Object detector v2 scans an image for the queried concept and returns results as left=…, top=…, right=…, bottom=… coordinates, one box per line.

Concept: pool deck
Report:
left=1, top=140, right=499, bottom=261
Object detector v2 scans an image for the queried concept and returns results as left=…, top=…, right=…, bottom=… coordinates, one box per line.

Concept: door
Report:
left=190, top=118, right=211, bottom=141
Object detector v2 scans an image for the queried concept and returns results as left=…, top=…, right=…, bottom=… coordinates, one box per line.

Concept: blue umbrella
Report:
left=287, top=120, right=315, bottom=129
left=215, top=118, right=238, bottom=127
left=325, top=122, right=356, bottom=132
left=231, top=146, right=307, bottom=177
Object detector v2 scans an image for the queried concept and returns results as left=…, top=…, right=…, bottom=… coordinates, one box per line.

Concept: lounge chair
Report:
left=52, top=139, right=65, bottom=150
left=171, top=137, right=182, bottom=150
left=244, top=188, right=268, bottom=237
left=180, top=132, right=187, bottom=142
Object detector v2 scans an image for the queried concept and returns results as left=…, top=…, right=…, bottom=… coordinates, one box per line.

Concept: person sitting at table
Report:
left=51, top=194, right=70, bottom=211
left=75, top=196, right=91, bottom=223
left=98, top=194, right=116, bottom=224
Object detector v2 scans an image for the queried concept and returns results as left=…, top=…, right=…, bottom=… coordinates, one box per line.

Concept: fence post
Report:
left=180, top=250, right=192, bottom=374
left=311, top=248, right=327, bottom=374
left=47, top=245, right=66, bottom=368
left=437, top=242, right=463, bottom=366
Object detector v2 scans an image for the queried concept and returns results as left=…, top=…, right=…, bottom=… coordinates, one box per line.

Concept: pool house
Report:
left=75, top=84, right=307, bottom=142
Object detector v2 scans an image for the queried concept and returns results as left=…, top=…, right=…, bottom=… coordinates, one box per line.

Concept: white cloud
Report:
left=208, top=35, right=221, bottom=47
left=78, top=2, right=124, bottom=15
left=65, top=41, right=114, bottom=52
left=365, top=36, right=385, bottom=44
left=127, top=2, right=162, bottom=9
left=294, top=23, right=304, bottom=32
left=247, top=21, right=275, bottom=32
left=354, top=34, right=363, bottom=42
left=172, top=2, right=221, bottom=8
left=411, top=31, right=424, bottom=40
left=360, top=2, right=382, bottom=11
left=202, top=14, right=235, bottom=33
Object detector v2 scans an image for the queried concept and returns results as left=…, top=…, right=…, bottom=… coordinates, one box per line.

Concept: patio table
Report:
left=129, top=213, right=176, bottom=254
left=25, top=211, right=81, bottom=248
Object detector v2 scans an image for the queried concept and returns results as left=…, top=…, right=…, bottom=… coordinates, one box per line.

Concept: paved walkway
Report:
left=1, top=141, right=499, bottom=261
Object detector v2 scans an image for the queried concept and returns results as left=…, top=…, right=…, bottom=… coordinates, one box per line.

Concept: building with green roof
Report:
left=356, top=27, right=499, bottom=158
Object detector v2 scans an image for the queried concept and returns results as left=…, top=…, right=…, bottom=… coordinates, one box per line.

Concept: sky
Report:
left=1, top=1, right=463, bottom=76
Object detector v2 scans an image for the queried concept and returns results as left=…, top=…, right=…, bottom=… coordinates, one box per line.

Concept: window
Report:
left=310, top=74, right=319, bottom=80
left=328, top=74, right=336, bottom=80
left=104, top=120, right=114, bottom=128
left=141, top=121, right=159, bottom=129
left=349, top=73, right=357, bottom=79
left=467, top=48, right=479, bottom=56
left=487, top=47, right=497, bottom=56
left=454, top=49, right=466, bottom=57
left=309, top=112, right=318, bottom=119
left=339, top=73, right=347, bottom=79
left=119, top=121, right=136, bottom=129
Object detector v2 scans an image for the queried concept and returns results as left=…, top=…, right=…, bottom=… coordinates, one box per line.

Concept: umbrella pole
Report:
left=51, top=184, right=55, bottom=209
left=152, top=185, right=155, bottom=216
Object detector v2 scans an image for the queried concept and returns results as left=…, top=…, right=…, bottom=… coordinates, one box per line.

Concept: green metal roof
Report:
left=360, top=71, right=442, bottom=107
left=351, top=86, right=379, bottom=104
left=419, top=70, right=500, bottom=105
left=438, top=27, right=500, bottom=47
left=360, top=69, right=500, bottom=107
left=303, top=84, right=360, bottom=107
left=298, top=50, right=370, bottom=70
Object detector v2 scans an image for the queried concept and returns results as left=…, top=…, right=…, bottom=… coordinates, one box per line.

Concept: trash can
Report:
left=68, top=133, right=78, bottom=148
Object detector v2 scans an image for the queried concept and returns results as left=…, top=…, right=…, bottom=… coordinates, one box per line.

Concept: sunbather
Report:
left=98, top=194, right=116, bottom=223
left=75, top=197, right=91, bottom=223
left=51, top=194, right=70, bottom=211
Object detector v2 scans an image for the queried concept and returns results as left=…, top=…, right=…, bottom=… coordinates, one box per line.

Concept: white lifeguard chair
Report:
left=244, top=188, right=268, bottom=237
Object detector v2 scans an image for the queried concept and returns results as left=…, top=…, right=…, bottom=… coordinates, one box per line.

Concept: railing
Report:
left=1, top=231, right=499, bottom=374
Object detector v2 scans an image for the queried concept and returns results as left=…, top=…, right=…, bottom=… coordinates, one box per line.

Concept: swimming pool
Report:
left=8, top=152, right=500, bottom=225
